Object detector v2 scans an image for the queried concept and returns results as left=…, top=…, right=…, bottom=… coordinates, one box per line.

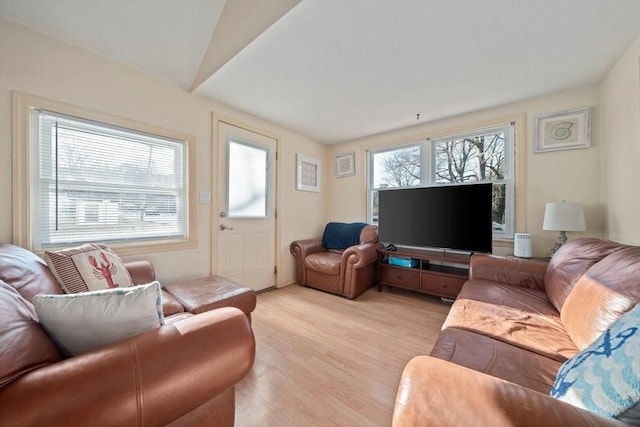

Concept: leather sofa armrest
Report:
left=468, top=253, right=548, bottom=290
left=0, top=307, right=255, bottom=427
left=393, top=356, right=626, bottom=427
left=123, top=260, right=184, bottom=315
left=342, top=241, right=380, bottom=269
left=124, top=259, right=156, bottom=285
left=290, top=238, right=324, bottom=258
left=290, top=238, right=325, bottom=284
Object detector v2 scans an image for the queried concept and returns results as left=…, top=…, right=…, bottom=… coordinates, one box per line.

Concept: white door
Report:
left=216, top=122, right=276, bottom=291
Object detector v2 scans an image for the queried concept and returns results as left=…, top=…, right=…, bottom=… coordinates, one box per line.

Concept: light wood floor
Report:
left=235, top=284, right=452, bottom=427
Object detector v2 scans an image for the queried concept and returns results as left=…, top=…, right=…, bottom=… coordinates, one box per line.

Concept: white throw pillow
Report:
left=44, top=243, right=134, bottom=293
left=33, top=281, right=164, bottom=356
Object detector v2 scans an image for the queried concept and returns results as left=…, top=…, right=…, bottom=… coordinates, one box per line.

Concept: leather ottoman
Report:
left=163, top=275, right=257, bottom=319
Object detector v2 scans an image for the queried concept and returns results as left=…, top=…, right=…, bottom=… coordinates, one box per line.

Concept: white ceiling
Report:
left=1, top=0, right=639, bottom=144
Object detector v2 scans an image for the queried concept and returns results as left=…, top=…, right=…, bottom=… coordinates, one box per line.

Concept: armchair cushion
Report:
left=33, top=281, right=164, bottom=356
left=322, top=222, right=367, bottom=250
left=305, top=252, right=341, bottom=275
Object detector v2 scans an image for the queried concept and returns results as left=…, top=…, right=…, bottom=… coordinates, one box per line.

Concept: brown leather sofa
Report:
left=393, top=238, right=640, bottom=427
left=0, top=243, right=256, bottom=427
left=290, top=223, right=380, bottom=299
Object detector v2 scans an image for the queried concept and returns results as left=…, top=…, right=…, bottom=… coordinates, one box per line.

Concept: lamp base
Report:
left=548, top=231, right=568, bottom=258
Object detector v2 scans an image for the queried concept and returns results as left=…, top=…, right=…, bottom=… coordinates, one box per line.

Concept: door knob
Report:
left=219, top=224, right=234, bottom=231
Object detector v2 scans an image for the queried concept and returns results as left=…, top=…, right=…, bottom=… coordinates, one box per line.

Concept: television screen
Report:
left=378, top=183, right=493, bottom=253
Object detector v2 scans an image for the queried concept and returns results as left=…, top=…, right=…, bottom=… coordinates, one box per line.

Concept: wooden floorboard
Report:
left=235, top=284, right=451, bottom=427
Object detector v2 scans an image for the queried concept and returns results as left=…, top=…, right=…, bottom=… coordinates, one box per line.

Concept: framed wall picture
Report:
left=534, top=107, right=591, bottom=153
left=296, top=154, right=321, bottom=192
left=335, top=152, right=355, bottom=178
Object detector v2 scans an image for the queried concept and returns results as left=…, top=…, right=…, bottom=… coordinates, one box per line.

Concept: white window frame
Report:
left=12, top=92, right=197, bottom=255
left=366, top=141, right=424, bottom=225
left=367, top=123, right=516, bottom=239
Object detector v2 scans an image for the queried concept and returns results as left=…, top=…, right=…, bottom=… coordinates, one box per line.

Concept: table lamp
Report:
left=543, top=201, right=586, bottom=257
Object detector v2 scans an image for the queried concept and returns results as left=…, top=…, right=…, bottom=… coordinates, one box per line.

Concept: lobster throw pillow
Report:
left=44, top=243, right=134, bottom=293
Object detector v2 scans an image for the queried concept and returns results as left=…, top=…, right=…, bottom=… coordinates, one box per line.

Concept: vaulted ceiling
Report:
left=1, top=0, right=639, bottom=144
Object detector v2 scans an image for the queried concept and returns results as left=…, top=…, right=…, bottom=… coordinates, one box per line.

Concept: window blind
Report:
left=33, top=110, right=187, bottom=249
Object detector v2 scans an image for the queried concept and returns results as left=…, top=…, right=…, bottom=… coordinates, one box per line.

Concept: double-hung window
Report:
left=31, top=109, right=189, bottom=250
left=367, top=123, right=515, bottom=239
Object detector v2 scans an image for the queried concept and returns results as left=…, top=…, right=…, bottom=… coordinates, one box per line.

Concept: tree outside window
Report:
left=433, top=131, right=507, bottom=230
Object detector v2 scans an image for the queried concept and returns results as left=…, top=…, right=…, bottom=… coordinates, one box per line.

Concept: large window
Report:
left=368, top=123, right=514, bottom=238
left=27, top=108, right=190, bottom=250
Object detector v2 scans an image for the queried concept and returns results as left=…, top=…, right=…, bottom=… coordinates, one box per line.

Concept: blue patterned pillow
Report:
left=551, top=303, right=639, bottom=422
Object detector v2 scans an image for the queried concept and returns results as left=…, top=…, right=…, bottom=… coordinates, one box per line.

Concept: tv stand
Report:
left=377, top=247, right=470, bottom=299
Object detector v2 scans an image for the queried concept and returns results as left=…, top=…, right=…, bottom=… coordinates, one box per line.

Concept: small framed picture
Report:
left=335, top=152, right=355, bottom=178
left=534, top=107, right=591, bottom=153
left=296, top=154, right=321, bottom=192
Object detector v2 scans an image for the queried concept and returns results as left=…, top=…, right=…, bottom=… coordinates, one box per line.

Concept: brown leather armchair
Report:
left=290, top=223, right=380, bottom=299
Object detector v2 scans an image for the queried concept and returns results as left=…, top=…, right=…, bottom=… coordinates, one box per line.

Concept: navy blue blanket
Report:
left=322, top=222, right=368, bottom=250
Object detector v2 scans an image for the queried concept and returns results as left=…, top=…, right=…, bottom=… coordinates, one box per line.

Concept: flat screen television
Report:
left=378, top=183, right=493, bottom=253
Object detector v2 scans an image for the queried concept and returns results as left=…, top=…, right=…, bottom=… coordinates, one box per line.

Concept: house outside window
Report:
left=367, top=123, right=514, bottom=239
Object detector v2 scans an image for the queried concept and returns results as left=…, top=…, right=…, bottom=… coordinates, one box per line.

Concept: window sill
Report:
left=34, top=238, right=197, bottom=257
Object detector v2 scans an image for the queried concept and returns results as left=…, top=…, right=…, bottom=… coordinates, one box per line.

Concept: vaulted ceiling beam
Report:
left=190, top=0, right=300, bottom=92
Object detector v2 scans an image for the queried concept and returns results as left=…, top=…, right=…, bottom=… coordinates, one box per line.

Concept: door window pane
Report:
left=228, top=140, right=268, bottom=217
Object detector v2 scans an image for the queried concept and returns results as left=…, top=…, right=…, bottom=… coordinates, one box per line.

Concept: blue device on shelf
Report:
left=387, top=256, right=419, bottom=268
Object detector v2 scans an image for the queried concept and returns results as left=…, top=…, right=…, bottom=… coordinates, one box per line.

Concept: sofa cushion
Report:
left=321, top=222, right=367, bottom=250
left=561, top=245, right=640, bottom=350
left=544, top=238, right=625, bottom=313
left=551, top=303, right=640, bottom=423
left=33, top=282, right=164, bottom=356
left=0, top=243, right=63, bottom=302
left=443, top=280, right=579, bottom=361
left=161, top=289, right=186, bottom=316
left=44, top=243, right=134, bottom=293
left=0, top=280, right=62, bottom=388
left=431, top=328, right=562, bottom=394
left=164, top=275, right=257, bottom=315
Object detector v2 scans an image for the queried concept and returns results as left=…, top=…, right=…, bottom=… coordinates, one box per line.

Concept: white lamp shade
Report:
left=543, top=202, right=586, bottom=232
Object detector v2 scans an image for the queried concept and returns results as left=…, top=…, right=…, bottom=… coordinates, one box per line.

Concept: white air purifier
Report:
left=514, top=233, right=533, bottom=258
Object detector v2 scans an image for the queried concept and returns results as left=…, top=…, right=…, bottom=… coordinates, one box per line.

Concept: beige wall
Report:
left=600, top=35, right=640, bottom=245
left=2, top=17, right=637, bottom=285
left=326, top=88, right=604, bottom=258
left=0, top=18, right=325, bottom=286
